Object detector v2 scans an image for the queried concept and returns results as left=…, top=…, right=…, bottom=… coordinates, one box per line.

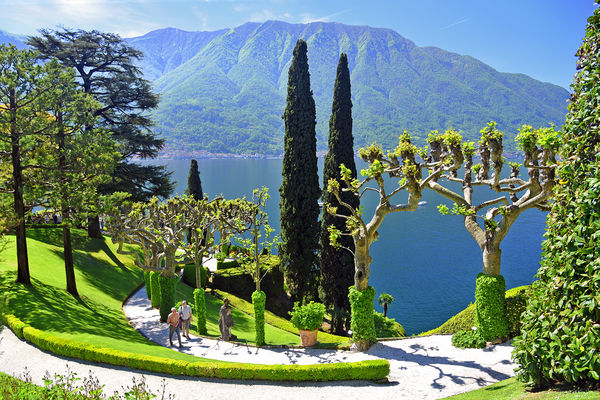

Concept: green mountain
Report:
left=2, top=24, right=569, bottom=156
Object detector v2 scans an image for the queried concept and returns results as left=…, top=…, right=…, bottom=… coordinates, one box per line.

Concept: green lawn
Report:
left=0, top=228, right=301, bottom=359
left=442, top=377, right=599, bottom=400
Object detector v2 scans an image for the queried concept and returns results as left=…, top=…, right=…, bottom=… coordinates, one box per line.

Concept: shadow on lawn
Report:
left=1, top=274, right=148, bottom=345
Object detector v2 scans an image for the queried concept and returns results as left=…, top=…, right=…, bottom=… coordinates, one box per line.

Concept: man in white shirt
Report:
left=178, top=300, right=193, bottom=339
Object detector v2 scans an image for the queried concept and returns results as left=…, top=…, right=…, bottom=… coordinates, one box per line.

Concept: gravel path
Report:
left=0, top=287, right=517, bottom=400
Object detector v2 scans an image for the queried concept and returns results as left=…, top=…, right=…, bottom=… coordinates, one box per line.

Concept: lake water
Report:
left=160, top=158, right=546, bottom=335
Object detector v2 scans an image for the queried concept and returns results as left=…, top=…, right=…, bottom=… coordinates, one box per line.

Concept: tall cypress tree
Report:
left=279, top=39, right=320, bottom=303
left=318, top=53, right=358, bottom=334
left=185, top=159, right=204, bottom=200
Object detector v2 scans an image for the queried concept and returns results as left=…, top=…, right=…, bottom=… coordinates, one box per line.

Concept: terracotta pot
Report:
left=298, top=329, right=318, bottom=347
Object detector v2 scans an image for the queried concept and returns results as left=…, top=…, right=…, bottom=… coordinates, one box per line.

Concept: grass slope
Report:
left=0, top=228, right=301, bottom=358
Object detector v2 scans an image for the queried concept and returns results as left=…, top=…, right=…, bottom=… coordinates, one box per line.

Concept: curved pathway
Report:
left=0, top=287, right=517, bottom=399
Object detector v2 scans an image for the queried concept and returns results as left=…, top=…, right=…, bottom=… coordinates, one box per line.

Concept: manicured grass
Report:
left=173, top=284, right=302, bottom=346
left=442, top=377, right=600, bottom=400
left=0, top=229, right=205, bottom=362
left=211, top=289, right=351, bottom=348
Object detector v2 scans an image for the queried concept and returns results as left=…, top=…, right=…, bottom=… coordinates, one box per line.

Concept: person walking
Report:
left=166, top=307, right=182, bottom=348
left=178, top=300, right=193, bottom=339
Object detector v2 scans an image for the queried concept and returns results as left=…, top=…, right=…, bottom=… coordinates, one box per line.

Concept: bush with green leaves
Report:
left=348, top=286, right=376, bottom=346
left=452, top=329, right=486, bottom=349
left=252, top=290, right=266, bottom=345
left=182, top=264, right=208, bottom=288
left=373, top=311, right=406, bottom=338
left=158, top=274, right=177, bottom=322
left=475, top=273, right=509, bottom=341
left=289, top=301, right=326, bottom=331
left=193, top=288, right=207, bottom=335
left=512, top=5, right=600, bottom=389
left=143, top=271, right=151, bottom=299
left=149, top=271, right=160, bottom=308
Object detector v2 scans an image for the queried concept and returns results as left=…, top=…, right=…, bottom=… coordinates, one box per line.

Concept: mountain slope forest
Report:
left=2, top=22, right=569, bottom=155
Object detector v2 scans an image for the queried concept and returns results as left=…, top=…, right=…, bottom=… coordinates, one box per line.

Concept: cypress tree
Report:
left=185, top=159, right=204, bottom=200
left=318, top=53, right=358, bottom=334
left=279, top=39, right=320, bottom=303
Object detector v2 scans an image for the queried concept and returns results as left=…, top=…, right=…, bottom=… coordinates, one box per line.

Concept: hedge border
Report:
left=1, top=313, right=389, bottom=381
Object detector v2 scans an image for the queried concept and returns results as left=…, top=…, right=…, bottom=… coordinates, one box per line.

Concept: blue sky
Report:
left=0, top=0, right=597, bottom=89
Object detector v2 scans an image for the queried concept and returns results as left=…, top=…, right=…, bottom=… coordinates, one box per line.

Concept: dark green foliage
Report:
left=452, top=329, right=486, bottom=349
left=182, top=264, right=207, bottom=288
left=193, top=288, right=207, bottom=335
left=143, top=271, right=151, bottom=299
left=318, top=53, right=357, bottom=334
left=27, top=29, right=173, bottom=207
left=158, top=274, right=177, bottom=323
left=289, top=301, right=326, bottom=331
left=216, top=259, right=240, bottom=270
left=421, top=285, right=530, bottom=336
left=252, top=290, right=266, bottom=346
left=474, top=273, right=509, bottom=341
left=513, top=7, right=600, bottom=388
left=279, top=39, right=321, bottom=303
left=373, top=312, right=406, bottom=338
left=149, top=271, right=160, bottom=308
left=185, top=159, right=203, bottom=200
left=348, top=286, right=376, bottom=345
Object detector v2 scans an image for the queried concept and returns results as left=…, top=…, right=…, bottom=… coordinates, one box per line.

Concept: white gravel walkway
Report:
left=0, top=287, right=517, bottom=400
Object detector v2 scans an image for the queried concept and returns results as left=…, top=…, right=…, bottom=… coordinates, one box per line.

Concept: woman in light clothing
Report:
left=178, top=300, right=193, bottom=339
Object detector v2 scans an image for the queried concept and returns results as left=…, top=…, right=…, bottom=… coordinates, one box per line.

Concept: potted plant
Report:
left=289, top=301, right=326, bottom=347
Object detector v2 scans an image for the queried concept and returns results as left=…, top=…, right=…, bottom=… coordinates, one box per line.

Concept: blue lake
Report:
left=159, top=157, right=546, bottom=335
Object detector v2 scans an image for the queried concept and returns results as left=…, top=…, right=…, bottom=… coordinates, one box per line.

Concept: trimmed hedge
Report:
left=159, top=274, right=178, bottom=323
left=420, top=285, right=530, bottom=337
left=149, top=271, right=160, bottom=308
left=216, top=259, right=240, bottom=270
left=182, top=264, right=208, bottom=288
left=193, top=288, right=207, bottom=335
left=3, top=314, right=389, bottom=381
left=252, top=290, right=266, bottom=346
left=474, top=273, right=509, bottom=341
left=349, top=286, right=376, bottom=346
left=143, top=271, right=151, bottom=299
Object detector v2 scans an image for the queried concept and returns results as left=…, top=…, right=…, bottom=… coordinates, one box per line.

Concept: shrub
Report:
left=143, top=271, right=151, bottom=299
left=348, top=286, right=376, bottom=346
left=373, top=311, right=406, bottom=338
left=149, top=271, right=160, bottom=308
left=193, top=288, right=207, bottom=335
left=474, top=273, right=509, bottom=341
left=216, top=259, right=240, bottom=270
left=252, top=290, right=266, bottom=346
left=8, top=315, right=388, bottom=381
left=452, top=329, right=486, bottom=349
left=182, top=263, right=208, bottom=288
left=158, top=274, right=177, bottom=323
left=289, top=301, right=326, bottom=331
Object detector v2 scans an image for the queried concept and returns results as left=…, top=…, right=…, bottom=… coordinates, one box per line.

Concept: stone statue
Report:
left=218, top=298, right=236, bottom=341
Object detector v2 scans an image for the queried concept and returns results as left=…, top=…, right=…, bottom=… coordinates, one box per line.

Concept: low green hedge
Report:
left=3, top=313, right=388, bottom=381
left=182, top=264, right=208, bottom=288
left=420, top=285, right=530, bottom=337
left=216, top=259, right=240, bottom=270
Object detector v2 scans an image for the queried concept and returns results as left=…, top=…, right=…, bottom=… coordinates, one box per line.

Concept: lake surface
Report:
left=160, top=158, right=546, bottom=335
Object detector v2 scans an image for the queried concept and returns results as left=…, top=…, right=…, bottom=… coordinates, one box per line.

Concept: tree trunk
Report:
left=63, top=225, right=78, bottom=297
left=354, top=237, right=372, bottom=290
left=87, top=215, right=102, bottom=239
left=482, top=245, right=501, bottom=276
left=10, top=89, right=30, bottom=285
left=383, top=303, right=388, bottom=318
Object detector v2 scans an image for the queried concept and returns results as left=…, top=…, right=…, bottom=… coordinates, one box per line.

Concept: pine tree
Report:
left=512, top=5, right=600, bottom=388
left=185, top=159, right=204, bottom=200
left=279, top=39, right=320, bottom=303
left=318, top=53, right=358, bottom=333
left=27, top=29, right=173, bottom=238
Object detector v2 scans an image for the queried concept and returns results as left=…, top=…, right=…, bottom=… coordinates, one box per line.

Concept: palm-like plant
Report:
left=378, top=293, right=395, bottom=318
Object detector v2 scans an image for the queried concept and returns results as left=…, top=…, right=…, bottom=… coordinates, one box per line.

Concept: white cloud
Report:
left=301, top=9, right=351, bottom=23
left=440, top=18, right=469, bottom=31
